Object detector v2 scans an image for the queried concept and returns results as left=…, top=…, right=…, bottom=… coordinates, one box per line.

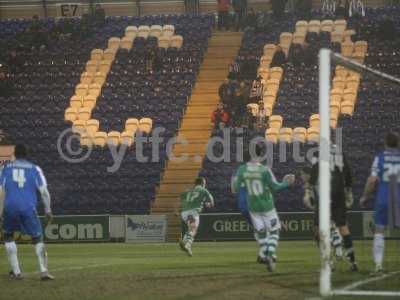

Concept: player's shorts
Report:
left=2, top=209, right=43, bottom=238
left=181, top=209, right=200, bottom=228
left=374, top=201, right=388, bottom=227
left=250, top=209, right=281, bottom=232
left=314, top=192, right=347, bottom=227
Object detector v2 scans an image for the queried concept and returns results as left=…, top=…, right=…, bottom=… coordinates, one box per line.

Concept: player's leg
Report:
left=372, top=203, right=387, bottom=274
left=330, top=223, right=343, bottom=259
left=337, top=224, right=357, bottom=271
left=180, top=210, right=199, bottom=256
left=2, top=212, right=22, bottom=279
left=264, top=210, right=281, bottom=272
left=249, top=212, right=268, bottom=261
left=21, top=210, right=54, bottom=280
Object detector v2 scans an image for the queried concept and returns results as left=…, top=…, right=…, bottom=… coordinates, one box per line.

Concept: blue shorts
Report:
left=374, top=201, right=388, bottom=227
left=2, top=209, right=43, bottom=238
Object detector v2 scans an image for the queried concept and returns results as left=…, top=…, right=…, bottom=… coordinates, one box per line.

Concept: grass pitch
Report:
left=0, top=241, right=399, bottom=300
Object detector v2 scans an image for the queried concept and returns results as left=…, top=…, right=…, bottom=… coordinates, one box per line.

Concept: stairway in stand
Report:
left=151, top=31, right=242, bottom=241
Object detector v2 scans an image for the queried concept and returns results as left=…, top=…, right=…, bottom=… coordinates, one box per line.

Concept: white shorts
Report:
left=181, top=209, right=200, bottom=227
left=250, top=209, right=281, bottom=232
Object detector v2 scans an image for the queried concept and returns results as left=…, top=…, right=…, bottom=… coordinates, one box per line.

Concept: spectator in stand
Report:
left=271, top=45, right=286, bottom=67
left=219, top=79, right=233, bottom=105
left=245, top=8, right=257, bottom=29
left=6, top=50, right=24, bottom=74
left=94, top=4, right=106, bottom=27
left=289, top=43, right=304, bottom=67
left=228, top=59, right=241, bottom=80
left=241, top=54, right=258, bottom=80
left=211, top=103, right=230, bottom=130
left=217, top=0, right=230, bottom=30
left=232, top=86, right=247, bottom=126
left=295, top=0, right=312, bottom=20
left=249, top=75, right=264, bottom=103
left=335, top=0, right=347, bottom=19
left=256, top=100, right=267, bottom=129
left=242, top=106, right=256, bottom=130
left=232, top=0, right=247, bottom=31
left=146, top=48, right=156, bottom=73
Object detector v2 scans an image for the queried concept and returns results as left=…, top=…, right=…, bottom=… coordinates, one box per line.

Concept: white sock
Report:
left=373, top=233, right=385, bottom=266
left=5, top=242, right=21, bottom=275
left=35, top=242, right=48, bottom=273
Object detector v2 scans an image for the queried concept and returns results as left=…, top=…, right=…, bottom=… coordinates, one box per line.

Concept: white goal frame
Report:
left=318, top=49, right=400, bottom=298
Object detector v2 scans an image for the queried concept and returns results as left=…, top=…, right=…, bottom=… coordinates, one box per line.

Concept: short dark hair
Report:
left=385, top=132, right=399, bottom=148
left=195, top=177, right=205, bottom=186
left=14, top=144, right=28, bottom=159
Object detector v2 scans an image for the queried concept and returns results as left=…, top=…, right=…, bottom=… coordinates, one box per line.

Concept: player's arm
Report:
left=360, top=156, right=379, bottom=207
left=231, top=167, right=243, bottom=194
left=35, top=166, right=52, bottom=222
left=301, top=167, right=314, bottom=209
left=203, top=188, right=214, bottom=208
left=265, top=167, right=294, bottom=192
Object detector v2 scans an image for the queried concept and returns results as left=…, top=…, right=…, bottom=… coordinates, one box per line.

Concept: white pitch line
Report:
left=332, top=289, right=400, bottom=297
left=24, top=263, right=116, bottom=276
left=339, top=271, right=400, bottom=291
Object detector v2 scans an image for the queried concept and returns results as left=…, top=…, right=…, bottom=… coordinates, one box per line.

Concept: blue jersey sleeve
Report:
left=34, top=166, right=47, bottom=189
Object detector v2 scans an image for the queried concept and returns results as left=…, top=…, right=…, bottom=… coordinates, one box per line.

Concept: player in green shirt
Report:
left=232, top=147, right=295, bottom=271
left=177, top=177, right=214, bottom=256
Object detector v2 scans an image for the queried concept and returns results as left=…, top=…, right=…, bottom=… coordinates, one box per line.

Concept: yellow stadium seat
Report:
left=78, top=107, right=92, bottom=121
left=341, top=41, right=354, bottom=57
left=295, top=20, right=308, bottom=33
left=99, top=60, right=112, bottom=73
left=308, top=20, right=321, bottom=33
left=94, top=132, right=107, bottom=147
left=170, top=35, right=183, bottom=49
left=354, top=40, right=368, bottom=53
left=346, top=75, right=360, bottom=90
left=266, top=79, right=280, bottom=93
left=343, top=89, right=357, bottom=103
left=330, top=113, right=338, bottom=128
left=75, top=84, right=89, bottom=97
left=70, top=95, right=83, bottom=108
left=280, top=32, right=293, bottom=46
left=321, top=20, right=334, bottom=32
left=86, top=60, right=98, bottom=73
left=120, top=37, right=134, bottom=50
left=331, top=31, right=343, bottom=43
left=139, top=118, right=153, bottom=133
left=72, top=120, right=86, bottom=134
left=260, top=56, right=272, bottom=68
left=341, top=100, right=354, bottom=115
left=108, top=37, right=121, bottom=49
left=83, top=95, right=97, bottom=109
left=307, top=127, right=320, bottom=143
left=330, top=100, right=341, bottom=117
left=279, top=127, right=293, bottom=143
left=94, top=72, right=106, bottom=85
left=292, top=32, right=306, bottom=44
left=269, top=115, right=283, bottom=129
left=80, top=72, right=94, bottom=85
left=264, top=102, right=274, bottom=116
left=334, top=19, right=347, bottom=32
left=125, top=118, right=139, bottom=133
left=138, top=25, right=150, bottom=38
left=293, top=127, right=307, bottom=143
left=158, top=36, right=170, bottom=48
left=80, top=133, right=93, bottom=147
left=263, top=44, right=276, bottom=57
left=258, top=67, right=269, bottom=79
left=150, top=25, right=163, bottom=38
left=343, top=29, right=356, bottom=41
left=121, top=131, right=134, bottom=147
left=332, top=77, right=346, bottom=89
left=103, top=49, right=117, bottom=61
left=90, top=49, right=103, bottom=61
left=162, top=25, right=175, bottom=37
left=352, top=51, right=365, bottom=63
left=309, top=114, right=320, bottom=128
left=330, top=88, right=343, bottom=99
left=263, top=95, right=276, bottom=107
left=107, top=131, right=121, bottom=146
left=65, top=107, right=78, bottom=122
left=270, top=67, right=283, bottom=81
left=125, top=26, right=138, bottom=38
left=335, top=66, right=348, bottom=78
left=85, top=119, right=99, bottom=137
left=266, top=127, right=279, bottom=144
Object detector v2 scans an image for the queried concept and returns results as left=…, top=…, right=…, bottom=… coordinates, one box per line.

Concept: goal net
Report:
left=318, top=49, right=400, bottom=298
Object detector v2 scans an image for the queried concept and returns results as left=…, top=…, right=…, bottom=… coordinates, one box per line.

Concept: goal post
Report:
left=318, top=48, right=400, bottom=297
left=319, top=48, right=332, bottom=297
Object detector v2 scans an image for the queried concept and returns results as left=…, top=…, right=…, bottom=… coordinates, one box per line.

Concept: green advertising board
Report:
left=1, top=215, right=110, bottom=242
left=196, top=212, right=364, bottom=241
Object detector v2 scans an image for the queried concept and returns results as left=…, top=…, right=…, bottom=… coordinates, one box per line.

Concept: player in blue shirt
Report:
left=0, top=144, right=54, bottom=280
left=360, top=133, right=400, bottom=274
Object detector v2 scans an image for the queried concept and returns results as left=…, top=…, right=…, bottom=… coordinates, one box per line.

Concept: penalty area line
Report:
left=25, top=262, right=117, bottom=276
left=339, top=270, right=400, bottom=291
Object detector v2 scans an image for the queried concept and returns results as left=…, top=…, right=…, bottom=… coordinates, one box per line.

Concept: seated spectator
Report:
left=335, top=0, right=347, bottom=19
left=241, top=54, right=258, bottom=80
left=219, top=79, right=232, bottom=105
left=211, top=103, right=230, bottom=130
left=249, top=75, right=264, bottom=103
left=245, top=8, right=257, bottom=29
left=94, top=4, right=106, bottom=26
left=242, top=106, right=256, bottom=130
left=271, top=45, right=286, bottom=67
left=289, top=43, right=304, bottom=66
left=228, top=59, right=241, bottom=80
left=256, top=101, right=267, bottom=128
